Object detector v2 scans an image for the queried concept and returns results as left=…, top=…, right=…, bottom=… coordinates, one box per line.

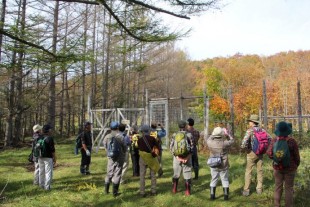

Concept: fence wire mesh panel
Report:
left=149, top=100, right=169, bottom=149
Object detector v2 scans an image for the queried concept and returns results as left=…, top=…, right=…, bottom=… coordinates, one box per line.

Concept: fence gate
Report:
left=90, top=108, right=145, bottom=152
left=149, top=100, right=169, bottom=149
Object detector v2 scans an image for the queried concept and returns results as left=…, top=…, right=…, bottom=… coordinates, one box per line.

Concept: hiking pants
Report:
left=274, top=169, right=296, bottom=207
left=38, top=157, right=53, bottom=190
left=243, top=151, right=263, bottom=192
left=121, top=150, right=129, bottom=182
left=34, top=161, right=40, bottom=185
left=139, top=156, right=156, bottom=195
left=131, top=149, right=140, bottom=176
left=192, top=146, right=199, bottom=171
left=210, top=167, right=229, bottom=188
left=172, top=156, right=192, bottom=180
left=105, top=157, right=124, bottom=185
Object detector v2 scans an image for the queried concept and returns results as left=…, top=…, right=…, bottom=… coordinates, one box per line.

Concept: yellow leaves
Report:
left=76, top=182, right=97, bottom=191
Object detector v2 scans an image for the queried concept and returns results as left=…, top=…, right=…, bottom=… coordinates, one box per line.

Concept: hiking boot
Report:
left=158, top=168, right=163, bottom=177
left=256, top=189, right=263, bottom=194
left=113, top=183, right=120, bottom=197
left=193, top=168, right=199, bottom=180
left=210, top=187, right=216, bottom=200
left=104, top=182, right=110, bottom=194
left=223, top=187, right=229, bottom=200
left=185, top=179, right=191, bottom=196
left=172, top=178, right=178, bottom=194
left=242, top=190, right=250, bottom=196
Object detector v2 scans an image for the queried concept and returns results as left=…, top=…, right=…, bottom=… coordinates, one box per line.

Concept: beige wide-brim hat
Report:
left=247, top=114, right=260, bottom=124
left=212, top=127, right=224, bottom=137
left=33, top=124, right=43, bottom=132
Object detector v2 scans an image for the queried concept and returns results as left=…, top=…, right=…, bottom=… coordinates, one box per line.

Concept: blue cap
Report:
left=110, top=121, right=119, bottom=129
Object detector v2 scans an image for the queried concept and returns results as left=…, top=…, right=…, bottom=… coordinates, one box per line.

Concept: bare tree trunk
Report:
left=90, top=6, right=98, bottom=108
left=297, top=80, right=302, bottom=139
left=0, top=0, right=7, bottom=61
left=102, top=10, right=112, bottom=109
left=48, top=1, right=59, bottom=128
left=80, top=4, right=88, bottom=126
left=14, top=0, right=27, bottom=144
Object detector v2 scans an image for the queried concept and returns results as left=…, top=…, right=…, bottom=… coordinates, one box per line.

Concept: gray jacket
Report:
left=206, top=135, right=234, bottom=170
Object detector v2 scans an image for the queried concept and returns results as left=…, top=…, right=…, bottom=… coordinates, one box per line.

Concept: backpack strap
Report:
left=142, top=135, right=152, bottom=153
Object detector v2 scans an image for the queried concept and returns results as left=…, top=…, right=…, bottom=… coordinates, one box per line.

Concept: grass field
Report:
left=0, top=137, right=309, bottom=207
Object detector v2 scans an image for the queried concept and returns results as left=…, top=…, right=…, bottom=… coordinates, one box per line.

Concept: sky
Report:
left=175, top=0, right=310, bottom=60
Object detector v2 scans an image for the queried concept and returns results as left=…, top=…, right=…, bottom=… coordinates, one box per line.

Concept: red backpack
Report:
left=252, top=128, right=270, bottom=155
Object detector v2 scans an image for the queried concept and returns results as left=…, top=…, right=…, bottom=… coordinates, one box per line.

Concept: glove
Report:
left=86, top=149, right=91, bottom=156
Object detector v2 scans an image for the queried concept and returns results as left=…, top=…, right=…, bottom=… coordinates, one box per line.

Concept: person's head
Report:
left=178, top=120, right=187, bottom=129
left=33, top=124, right=43, bottom=133
left=119, top=123, right=126, bottom=133
left=84, top=121, right=92, bottom=131
left=131, top=125, right=139, bottom=133
left=212, top=127, right=224, bottom=138
left=187, top=118, right=194, bottom=127
left=140, top=124, right=150, bottom=135
left=150, top=121, right=157, bottom=129
left=110, top=121, right=119, bottom=130
left=42, top=124, right=52, bottom=134
left=274, top=121, right=292, bottom=137
left=247, top=114, right=260, bottom=127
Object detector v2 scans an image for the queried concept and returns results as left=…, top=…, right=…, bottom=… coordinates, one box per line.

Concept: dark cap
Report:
left=140, top=124, right=150, bottom=133
left=187, top=118, right=194, bottom=126
left=178, top=120, right=187, bottom=128
left=84, top=121, right=92, bottom=127
left=42, top=124, right=52, bottom=133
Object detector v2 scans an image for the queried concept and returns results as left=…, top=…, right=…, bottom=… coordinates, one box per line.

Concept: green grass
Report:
left=0, top=137, right=309, bottom=207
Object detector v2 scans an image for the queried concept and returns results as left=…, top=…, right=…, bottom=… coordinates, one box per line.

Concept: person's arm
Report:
left=240, top=129, right=251, bottom=149
left=291, top=139, right=300, bottom=167
left=81, top=132, right=91, bottom=156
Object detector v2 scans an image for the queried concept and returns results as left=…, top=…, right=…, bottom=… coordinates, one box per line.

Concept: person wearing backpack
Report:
left=80, top=121, right=93, bottom=175
left=206, top=126, right=234, bottom=200
left=267, top=121, right=300, bottom=207
left=103, top=121, right=126, bottom=197
left=150, top=121, right=166, bottom=177
left=170, top=120, right=194, bottom=196
left=130, top=125, right=140, bottom=177
left=38, top=124, right=56, bottom=190
left=31, top=124, right=43, bottom=185
left=137, top=124, right=160, bottom=197
left=186, top=118, right=200, bottom=180
left=120, top=123, right=131, bottom=184
left=240, top=114, right=271, bottom=196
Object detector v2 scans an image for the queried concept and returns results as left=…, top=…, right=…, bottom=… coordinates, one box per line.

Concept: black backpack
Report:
left=76, top=132, right=84, bottom=149
left=107, top=137, right=121, bottom=159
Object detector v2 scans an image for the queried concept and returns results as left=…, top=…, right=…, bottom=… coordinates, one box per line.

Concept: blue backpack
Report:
left=107, top=137, right=121, bottom=159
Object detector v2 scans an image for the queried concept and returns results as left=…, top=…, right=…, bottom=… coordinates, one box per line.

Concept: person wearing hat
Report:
left=38, top=124, right=56, bottom=190
left=267, top=121, right=300, bottom=207
left=206, top=126, right=234, bottom=200
left=240, top=114, right=271, bottom=196
left=80, top=121, right=93, bottom=175
left=137, top=124, right=160, bottom=197
left=186, top=118, right=200, bottom=180
left=103, top=121, right=126, bottom=197
left=150, top=121, right=166, bottom=177
left=120, top=123, right=131, bottom=184
left=31, top=124, right=43, bottom=185
left=170, top=120, right=194, bottom=196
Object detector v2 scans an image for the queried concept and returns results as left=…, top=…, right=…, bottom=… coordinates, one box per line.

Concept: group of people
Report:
left=30, top=124, right=56, bottom=190
left=207, top=114, right=300, bottom=207
left=91, top=118, right=200, bottom=197
left=30, top=114, right=300, bottom=206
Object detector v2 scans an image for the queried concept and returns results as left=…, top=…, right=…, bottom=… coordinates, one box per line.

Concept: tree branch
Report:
left=0, top=29, right=56, bottom=57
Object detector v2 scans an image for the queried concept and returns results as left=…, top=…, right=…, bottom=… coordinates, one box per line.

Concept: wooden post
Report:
left=228, top=86, right=235, bottom=137
left=297, top=81, right=302, bottom=139
left=180, top=91, right=183, bottom=120
left=145, top=89, right=149, bottom=125
left=263, top=80, right=268, bottom=129
left=204, top=85, right=209, bottom=141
